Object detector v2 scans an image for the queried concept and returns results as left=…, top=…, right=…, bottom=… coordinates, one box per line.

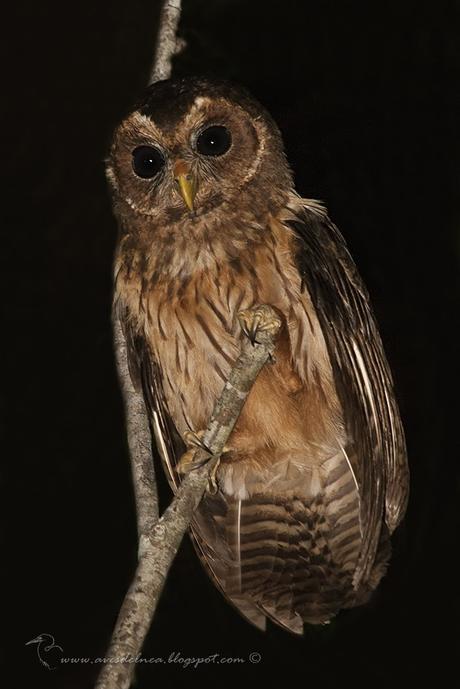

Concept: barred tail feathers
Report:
left=191, top=449, right=366, bottom=633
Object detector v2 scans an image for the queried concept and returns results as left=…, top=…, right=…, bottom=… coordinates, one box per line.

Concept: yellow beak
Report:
left=174, top=160, right=197, bottom=211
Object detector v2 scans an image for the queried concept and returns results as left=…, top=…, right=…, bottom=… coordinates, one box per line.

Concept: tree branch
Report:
left=110, top=0, right=184, bottom=533
left=110, top=0, right=183, bottom=539
left=113, top=315, right=159, bottom=530
left=97, top=309, right=280, bottom=689
left=150, top=0, right=182, bottom=82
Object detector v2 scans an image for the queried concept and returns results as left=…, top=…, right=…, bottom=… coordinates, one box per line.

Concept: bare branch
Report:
left=150, top=0, right=182, bottom=82
left=97, top=309, right=281, bottom=689
left=113, top=314, right=159, bottom=529
left=97, top=4, right=186, bottom=686
left=110, top=0, right=184, bottom=536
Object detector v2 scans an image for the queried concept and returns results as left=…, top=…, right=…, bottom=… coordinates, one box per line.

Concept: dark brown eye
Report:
left=132, top=146, right=165, bottom=178
left=196, top=126, right=232, bottom=156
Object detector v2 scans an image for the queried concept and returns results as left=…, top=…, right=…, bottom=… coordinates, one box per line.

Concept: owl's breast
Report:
left=140, top=274, right=253, bottom=436
left=116, top=219, right=340, bottom=452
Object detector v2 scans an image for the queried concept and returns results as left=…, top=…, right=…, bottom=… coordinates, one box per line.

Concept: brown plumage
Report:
left=106, top=77, right=409, bottom=634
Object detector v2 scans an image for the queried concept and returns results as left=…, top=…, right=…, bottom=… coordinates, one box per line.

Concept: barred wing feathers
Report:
left=288, top=199, right=409, bottom=586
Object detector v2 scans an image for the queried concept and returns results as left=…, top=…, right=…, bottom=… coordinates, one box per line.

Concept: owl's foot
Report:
left=177, top=430, right=228, bottom=493
left=177, top=430, right=211, bottom=474
left=184, top=429, right=206, bottom=451
left=238, top=304, right=282, bottom=346
left=207, top=458, right=221, bottom=495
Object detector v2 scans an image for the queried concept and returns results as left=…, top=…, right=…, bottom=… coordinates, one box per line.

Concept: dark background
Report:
left=4, top=0, right=460, bottom=687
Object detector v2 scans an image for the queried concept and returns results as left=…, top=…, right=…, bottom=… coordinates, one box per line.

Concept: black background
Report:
left=4, top=1, right=460, bottom=687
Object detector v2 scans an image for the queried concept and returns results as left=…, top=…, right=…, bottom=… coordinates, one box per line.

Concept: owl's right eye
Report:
left=131, top=146, right=165, bottom=179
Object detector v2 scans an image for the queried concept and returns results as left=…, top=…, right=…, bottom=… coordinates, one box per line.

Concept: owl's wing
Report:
left=287, top=199, right=409, bottom=586
left=117, top=305, right=267, bottom=630
left=118, top=305, right=184, bottom=492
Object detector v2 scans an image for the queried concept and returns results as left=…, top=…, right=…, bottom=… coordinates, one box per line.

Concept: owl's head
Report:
left=107, top=78, right=293, bottom=223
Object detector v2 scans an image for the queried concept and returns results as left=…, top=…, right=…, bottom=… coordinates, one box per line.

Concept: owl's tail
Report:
left=192, top=449, right=381, bottom=634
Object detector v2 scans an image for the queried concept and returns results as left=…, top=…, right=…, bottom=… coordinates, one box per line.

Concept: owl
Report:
left=106, top=77, right=409, bottom=634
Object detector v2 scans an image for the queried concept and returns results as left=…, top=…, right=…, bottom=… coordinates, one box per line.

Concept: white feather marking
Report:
left=309, top=466, right=322, bottom=496
left=338, top=441, right=360, bottom=496
left=352, top=339, right=379, bottom=433
left=263, top=472, right=284, bottom=490
left=222, top=464, right=234, bottom=496
left=105, top=165, right=118, bottom=190
left=193, top=96, right=207, bottom=108
left=130, top=111, right=164, bottom=140
left=383, top=384, right=396, bottom=450
left=241, top=118, right=267, bottom=184
left=236, top=498, right=242, bottom=590
left=152, top=410, right=179, bottom=489
left=236, top=484, right=249, bottom=500
left=337, top=439, right=362, bottom=540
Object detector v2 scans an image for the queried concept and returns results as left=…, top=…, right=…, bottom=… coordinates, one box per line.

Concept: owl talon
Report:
left=207, top=458, right=221, bottom=495
left=238, top=304, right=282, bottom=345
left=177, top=448, right=222, bottom=491
left=177, top=448, right=206, bottom=474
left=178, top=431, right=228, bottom=491
left=177, top=429, right=211, bottom=474
left=184, top=429, right=208, bottom=451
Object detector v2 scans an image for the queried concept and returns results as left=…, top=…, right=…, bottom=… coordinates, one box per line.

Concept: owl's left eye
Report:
left=132, top=146, right=165, bottom=178
left=196, top=126, right=232, bottom=156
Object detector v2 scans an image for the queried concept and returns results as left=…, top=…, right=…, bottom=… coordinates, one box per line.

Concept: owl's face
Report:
left=107, top=78, right=292, bottom=223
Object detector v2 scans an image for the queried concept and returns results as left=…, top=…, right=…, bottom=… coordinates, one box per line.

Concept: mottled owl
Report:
left=106, top=77, right=409, bottom=634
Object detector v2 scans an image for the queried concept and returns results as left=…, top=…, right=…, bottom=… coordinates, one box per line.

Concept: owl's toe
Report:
left=238, top=304, right=282, bottom=345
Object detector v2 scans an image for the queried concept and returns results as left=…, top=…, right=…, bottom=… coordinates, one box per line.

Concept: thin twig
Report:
left=150, top=0, right=182, bottom=82
left=113, top=315, right=159, bottom=529
left=110, top=0, right=183, bottom=541
left=97, top=310, right=280, bottom=689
